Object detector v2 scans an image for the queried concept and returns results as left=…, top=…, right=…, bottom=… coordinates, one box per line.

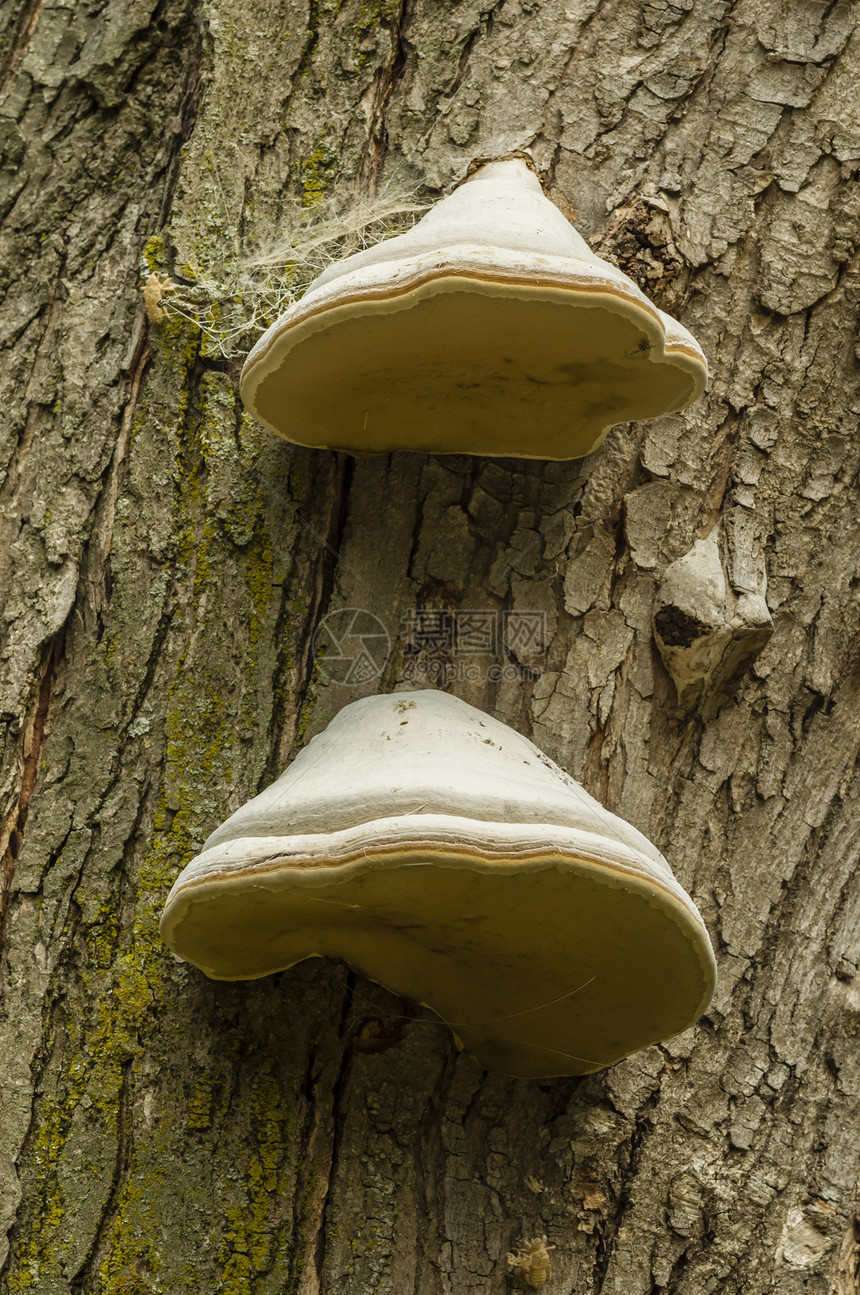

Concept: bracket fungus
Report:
left=160, top=690, right=715, bottom=1078
left=240, top=158, right=707, bottom=460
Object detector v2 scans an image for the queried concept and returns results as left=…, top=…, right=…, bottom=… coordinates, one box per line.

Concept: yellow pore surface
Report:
left=243, top=277, right=705, bottom=460
left=162, top=848, right=715, bottom=1079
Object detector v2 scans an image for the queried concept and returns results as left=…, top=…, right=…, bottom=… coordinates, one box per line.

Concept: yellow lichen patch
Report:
left=187, top=1076, right=216, bottom=1130
left=353, top=0, right=400, bottom=65
left=140, top=232, right=167, bottom=278
left=97, top=1152, right=165, bottom=1294
left=7, top=1108, right=74, bottom=1292
left=297, top=143, right=337, bottom=209
left=5, top=951, right=161, bottom=1292
left=85, top=902, right=120, bottom=969
left=212, top=1062, right=294, bottom=1294
left=357, top=0, right=400, bottom=23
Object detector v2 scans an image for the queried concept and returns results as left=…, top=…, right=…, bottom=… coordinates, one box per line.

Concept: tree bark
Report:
left=2, top=1, right=860, bottom=1293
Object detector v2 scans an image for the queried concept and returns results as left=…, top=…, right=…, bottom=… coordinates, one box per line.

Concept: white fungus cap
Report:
left=161, top=690, right=716, bottom=1077
left=240, top=159, right=707, bottom=461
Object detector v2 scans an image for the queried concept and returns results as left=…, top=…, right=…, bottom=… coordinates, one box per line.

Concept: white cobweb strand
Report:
left=151, top=186, right=428, bottom=357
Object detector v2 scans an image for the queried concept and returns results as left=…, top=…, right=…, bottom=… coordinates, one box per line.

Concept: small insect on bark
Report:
left=507, top=1235, right=556, bottom=1288
left=143, top=273, right=176, bottom=323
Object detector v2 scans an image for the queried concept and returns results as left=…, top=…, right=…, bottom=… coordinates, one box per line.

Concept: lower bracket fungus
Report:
left=160, top=690, right=715, bottom=1078
left=240, top=156, right=707, bottom=460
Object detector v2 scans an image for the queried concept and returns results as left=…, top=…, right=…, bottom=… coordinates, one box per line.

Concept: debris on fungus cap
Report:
left=240, top=157, right=708, bottom=460
left=160, top=690, right=716, bottom=1078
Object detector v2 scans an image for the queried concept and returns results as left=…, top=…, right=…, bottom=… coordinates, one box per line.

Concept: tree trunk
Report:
left=2, top=1, right=860, bottom=1292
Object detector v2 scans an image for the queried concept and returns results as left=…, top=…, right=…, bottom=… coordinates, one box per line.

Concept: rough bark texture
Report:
left=2, top=1, right=860, bottom=1293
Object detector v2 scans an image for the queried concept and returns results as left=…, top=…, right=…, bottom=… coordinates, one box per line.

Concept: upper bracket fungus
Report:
left=160, top=690, right=715, bottom=1078
left=240, top=158, right=707, bottom=460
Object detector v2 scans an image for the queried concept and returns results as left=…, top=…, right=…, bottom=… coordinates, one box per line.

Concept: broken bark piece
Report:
left=653, top=527, right=774, bottom=710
